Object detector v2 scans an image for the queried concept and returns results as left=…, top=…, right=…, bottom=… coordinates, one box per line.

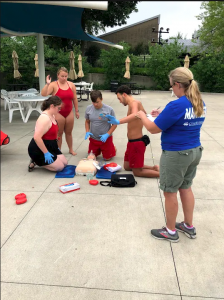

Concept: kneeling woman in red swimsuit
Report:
left=28, top=96, right=68, bottom=172
left=41, top=67, right=79, bottom=155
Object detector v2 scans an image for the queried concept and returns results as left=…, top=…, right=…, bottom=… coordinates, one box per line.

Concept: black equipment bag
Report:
left=100, top=174, right=137, bottom=188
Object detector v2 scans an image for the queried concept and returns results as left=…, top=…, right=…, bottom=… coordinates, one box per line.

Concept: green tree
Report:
left=100, top=42, right=138, bottom=87
left=146, top=40, right=186, bottom=90
left=0, top=37, right=90, bottom=89
left=196, top=1, right=224, bottom=51
left=0, top=36, right=38, bottom=88
left=133, top=42, right=149, bottom=55
left=82, top=1, right=139, bottom=35
left=84, top=45, right=101, bottom=66
left=191, top=51, right=224, bottom=92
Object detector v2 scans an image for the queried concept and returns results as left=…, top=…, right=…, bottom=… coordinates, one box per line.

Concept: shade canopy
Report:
left=0, top=2, right=123, bottom=50
left=12, top=50, right=22, bottom=79
left=124, top=56, right=131, bottom=79
left=68, top=51, right=77, bottom=80
left=184, top=55, right=190, bottom=68
left=78, top=55, right=84, bottom=78
left=0, top=1, right=123, bottom=90
left=34, top=54, right=39, bottom=77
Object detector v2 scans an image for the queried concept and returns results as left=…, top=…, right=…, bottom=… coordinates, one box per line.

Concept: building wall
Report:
left=83, top=17, right=159, bottom=53
left=82, top=73, right=155, bottom=89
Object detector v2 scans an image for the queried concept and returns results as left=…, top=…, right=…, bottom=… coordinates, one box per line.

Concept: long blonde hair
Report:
left=169, top=67, right=203, bottom=117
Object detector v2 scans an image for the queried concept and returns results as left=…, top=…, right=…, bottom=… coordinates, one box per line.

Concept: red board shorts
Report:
left=124, top=140, right=146, bottom=169
left=88, top=136, right=116, bottom=160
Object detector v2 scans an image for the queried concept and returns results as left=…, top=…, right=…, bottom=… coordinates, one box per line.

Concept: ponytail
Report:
left=169, top=67, right=204, bottom=117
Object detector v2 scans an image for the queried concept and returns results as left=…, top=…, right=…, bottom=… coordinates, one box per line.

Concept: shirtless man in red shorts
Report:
left=106, top=85, right=159, bottom=178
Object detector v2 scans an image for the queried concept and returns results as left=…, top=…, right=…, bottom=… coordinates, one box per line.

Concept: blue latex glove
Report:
left=85, top=132, right=93, bottom=140
left=44, top=152, right=54, bottom=164
left=99, top=133, right=110, bottom=143
left=105, top=115, right=120, bottom=125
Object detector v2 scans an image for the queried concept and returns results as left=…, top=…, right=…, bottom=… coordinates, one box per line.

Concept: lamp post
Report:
left=151, top=27, right=169, bottom=45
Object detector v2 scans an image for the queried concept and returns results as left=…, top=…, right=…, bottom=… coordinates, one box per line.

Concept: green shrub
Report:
left=191, top=51, right=224, bottom=93
left=146, top=40, right=186, bottom=90
left=89, top=67, right=105, bottom=73
left=100, top=41, right=138, bottom=85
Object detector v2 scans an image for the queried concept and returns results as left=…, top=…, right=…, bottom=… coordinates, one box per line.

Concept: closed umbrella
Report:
left=34, top=53, right=39, bottom=77
left=68, top=51, right=77, bottom=80
left=124, top=56, right=131, bottom=79
left=12, top=50, right=22, bottom=79
left=184, top=54, right=190, bottom=68
left=77, top=54, right=84, bottom=79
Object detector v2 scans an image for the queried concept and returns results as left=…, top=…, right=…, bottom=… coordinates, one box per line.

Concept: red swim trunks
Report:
left=124, top=140, right=146, bottom=169
left=88, top=136, right=116, bottom=160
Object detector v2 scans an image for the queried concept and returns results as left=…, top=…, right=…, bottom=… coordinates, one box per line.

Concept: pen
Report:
left=157, top=106, right=161, bottom=110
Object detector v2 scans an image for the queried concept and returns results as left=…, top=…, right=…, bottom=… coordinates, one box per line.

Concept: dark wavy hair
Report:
left=41, top=96, right=62, bottom=111
left=116, top=85, right=131, bottom=95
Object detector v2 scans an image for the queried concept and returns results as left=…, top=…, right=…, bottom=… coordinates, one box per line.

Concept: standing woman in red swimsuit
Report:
left=41, top=67, right=79, bottom=155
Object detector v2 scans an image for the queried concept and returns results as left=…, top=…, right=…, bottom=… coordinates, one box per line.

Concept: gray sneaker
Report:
left=151, top=227, right=179, bottom=243
left=175, top=222, right=196, bottom=239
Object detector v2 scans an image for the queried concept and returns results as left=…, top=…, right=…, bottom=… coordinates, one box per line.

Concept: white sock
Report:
left=184, top=223, right=193, bottom=229
left=166, top=227, right=176, bottom=235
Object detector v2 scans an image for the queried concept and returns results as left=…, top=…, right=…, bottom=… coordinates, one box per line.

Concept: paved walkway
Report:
left=1, top=91, right=224, bottom=299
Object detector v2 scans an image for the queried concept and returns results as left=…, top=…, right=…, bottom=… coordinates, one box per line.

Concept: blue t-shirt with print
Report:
left=154, top=95, right=206, bottom=151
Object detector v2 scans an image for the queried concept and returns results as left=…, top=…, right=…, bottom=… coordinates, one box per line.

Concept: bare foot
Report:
left=153, top=165, right=159, bottom=172
left=69, top=150, right=77, bottom=156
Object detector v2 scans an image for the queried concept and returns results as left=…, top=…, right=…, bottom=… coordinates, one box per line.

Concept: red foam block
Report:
left=89, top=180, right=99, bottom=186
left=16, top=198, right=27, bottom=205
left=15, top=193, right=27, bottom=200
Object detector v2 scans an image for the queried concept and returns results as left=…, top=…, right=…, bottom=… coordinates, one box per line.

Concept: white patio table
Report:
left=8, top=90, right=39, bottom=98
left=13, top=95, right=49, bottom=123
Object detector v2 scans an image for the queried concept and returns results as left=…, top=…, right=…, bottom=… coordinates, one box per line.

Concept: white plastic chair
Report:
left=1, top=89, right=9, bottom=110
left=27, top=88, right=38, bottom=93
left=84, top=82, right=94, bottom=92
left=169, top=88, right=175, bottom=97
left=1, top=94, right=25, bottom=123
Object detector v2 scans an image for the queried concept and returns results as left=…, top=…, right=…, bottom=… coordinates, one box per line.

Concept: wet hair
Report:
left=169, top=67, right=203, bottom=117
left=41, top=96, right=62, bottom=111
left=90, top=90, right=102, bottom=102
left=116, top=85, right=131, bottom=95
left=57, top=67, right=68, bottom=75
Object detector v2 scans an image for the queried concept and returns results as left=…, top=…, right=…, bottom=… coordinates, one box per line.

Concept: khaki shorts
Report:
left=159, top=145, right=204, bottom=193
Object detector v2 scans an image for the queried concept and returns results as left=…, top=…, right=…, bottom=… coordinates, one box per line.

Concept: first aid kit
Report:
left=59, top=182, right=80, bottom=194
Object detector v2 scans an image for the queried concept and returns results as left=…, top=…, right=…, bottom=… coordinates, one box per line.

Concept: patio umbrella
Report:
left=12, top=50, right=22, bottom=79
left=78, top=54, right=84, bottom=79
left=68, top=51, right=77, bottom=80
left=34, top=53, right=39, bottom=77
left=184, top=54, right=190, bottom=68
left=124, top=56, right=131, bottom=79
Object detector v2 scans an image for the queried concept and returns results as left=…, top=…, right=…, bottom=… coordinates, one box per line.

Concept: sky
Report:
left=99, top=1, right=205, bottom=39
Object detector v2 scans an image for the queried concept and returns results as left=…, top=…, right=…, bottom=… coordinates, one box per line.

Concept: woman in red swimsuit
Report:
left=41, top=67, right=79, bottom=155
left=28, top=96, right=68, bottom=172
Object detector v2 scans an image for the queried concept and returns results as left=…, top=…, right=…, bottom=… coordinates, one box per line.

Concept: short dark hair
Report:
left=116, top=85, right=131, bottom=95
left=41, top=96, right=61, bottom=111
left=90, top=90, right=102, bottom=102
